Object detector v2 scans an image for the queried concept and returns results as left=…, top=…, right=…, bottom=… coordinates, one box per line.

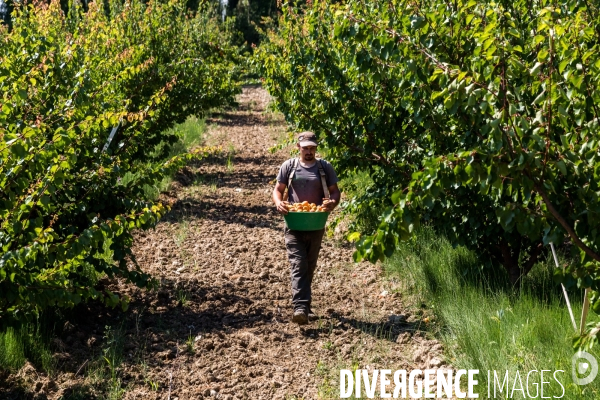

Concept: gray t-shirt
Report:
left=276, top=159, right=338, bottom=205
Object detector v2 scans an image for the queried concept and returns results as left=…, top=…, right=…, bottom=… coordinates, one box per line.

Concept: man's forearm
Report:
left=273, top=189, right=284, bottom=205
left=327, top=187, right=341, bottom=209
left=330, top=191, right=341, bottom=206
left=273, top=184, right=289, bottom=214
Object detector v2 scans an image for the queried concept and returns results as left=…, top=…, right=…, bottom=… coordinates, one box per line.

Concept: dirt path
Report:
left=2, top=87, right=447, bottom=400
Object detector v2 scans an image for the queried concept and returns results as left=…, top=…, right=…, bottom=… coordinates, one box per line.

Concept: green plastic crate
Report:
left=283, top=211, right=329, bottom=231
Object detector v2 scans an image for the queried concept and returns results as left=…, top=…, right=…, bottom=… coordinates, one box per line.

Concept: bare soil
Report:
left=1, top=87, right=448, bottom=400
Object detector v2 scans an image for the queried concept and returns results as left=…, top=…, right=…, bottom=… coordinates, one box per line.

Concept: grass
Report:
left=225, top=142, right=236, bottom=174
left=385, top=226, right=600, bottom=399
left=175, top=219, right=189, bottom=247
left=120, top=114, right=207, bottom=201
left=226, top=153, right=234, bottom=173
left=84, top=324, right=127, bottom=400
left=176, top=289, right=190, bottom=307
left=145, top=378, right=160, bottom=391
left=186, top=331, right=195, bottom=355
left=0, top=315, right=56, bottom=374
left=165, top=115, right=206, bottom=157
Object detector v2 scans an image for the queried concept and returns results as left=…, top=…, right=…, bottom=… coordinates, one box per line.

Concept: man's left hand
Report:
left=322, top=198, right=337, bottom=212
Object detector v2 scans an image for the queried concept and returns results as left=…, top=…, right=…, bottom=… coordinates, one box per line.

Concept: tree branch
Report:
left=535, top=184, right=600, bottom=263
left=521, top=242, right=543, bottom=277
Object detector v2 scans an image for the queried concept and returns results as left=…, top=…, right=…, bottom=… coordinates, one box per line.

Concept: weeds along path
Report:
left=2, top=87, right=447, bottom=400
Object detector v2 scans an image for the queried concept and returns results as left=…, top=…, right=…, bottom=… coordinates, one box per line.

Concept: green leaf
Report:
left=391, top=190, right=402, bottom=204
left=347, top=232, right=361, bottom=242
left=530, top=62, right=543, bottom=75
left=533, top=90, right=546, bottom=105
left=555, top=160, right=567, bottom=176
left=559, top=59, right=570, bottom=73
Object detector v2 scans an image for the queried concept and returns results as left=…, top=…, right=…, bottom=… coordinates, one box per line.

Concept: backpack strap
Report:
left=286, top=158, right=299, bottom=203
left=317, top=159, right=330, bottom=199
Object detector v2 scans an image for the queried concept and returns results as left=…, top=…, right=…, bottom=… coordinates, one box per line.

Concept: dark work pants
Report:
left=284, top=227, right=325, bottom=312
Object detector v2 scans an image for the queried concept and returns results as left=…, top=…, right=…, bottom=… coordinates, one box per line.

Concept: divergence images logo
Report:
left=572, top=351, right=598, bottom=386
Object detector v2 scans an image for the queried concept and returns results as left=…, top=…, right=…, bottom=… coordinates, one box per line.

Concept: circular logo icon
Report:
left=572, top=351, right=598, bottom=385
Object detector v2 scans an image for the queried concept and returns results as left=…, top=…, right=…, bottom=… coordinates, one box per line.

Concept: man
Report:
left=273, top=132, right=341, bottom=325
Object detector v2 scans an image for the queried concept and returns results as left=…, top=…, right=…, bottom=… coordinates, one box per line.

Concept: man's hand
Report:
left=276, top=200, right=289, bottom=214
left=321, top=198, right=337, bottom=212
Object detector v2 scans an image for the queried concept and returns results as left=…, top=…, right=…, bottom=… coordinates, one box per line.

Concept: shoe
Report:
left=292, top=309, right=308, bottom=325
left=307, top=309, right=318, bottom=321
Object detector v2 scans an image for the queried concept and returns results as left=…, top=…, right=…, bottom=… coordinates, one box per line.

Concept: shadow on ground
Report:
left=299, top=312, right=423, bottom=343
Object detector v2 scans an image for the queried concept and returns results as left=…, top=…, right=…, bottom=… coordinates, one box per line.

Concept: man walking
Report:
left=273, top=132, right=341, bottom=325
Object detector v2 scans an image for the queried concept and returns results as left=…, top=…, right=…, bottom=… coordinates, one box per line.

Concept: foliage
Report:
left=386, top=226, right=600, bottom=398
left=0, top=0, right=239, bottom=326
left=335, top=169, right=387, bottom=236
left=221, top=0, right=315, bottom=49
left=226, top=0, right=280, bottom=47
left=259, top=0, right=600, bottom=341
left=123, top=115, right=208, bottom=201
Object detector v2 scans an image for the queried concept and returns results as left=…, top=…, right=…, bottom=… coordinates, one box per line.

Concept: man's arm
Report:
left=272, top=182, right=289, bottom=214
left=322, top=183, right=341, bottom=212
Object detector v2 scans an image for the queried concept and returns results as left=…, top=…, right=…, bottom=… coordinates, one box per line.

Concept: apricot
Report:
left=286, top=202, right=329, bottom=212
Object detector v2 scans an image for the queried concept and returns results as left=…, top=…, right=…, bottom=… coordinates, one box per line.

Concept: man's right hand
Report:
left=276, top=200, right=289, bottom=215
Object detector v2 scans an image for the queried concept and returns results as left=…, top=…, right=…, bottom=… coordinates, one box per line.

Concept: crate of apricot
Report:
left=283, top=201, right=329, bottom=231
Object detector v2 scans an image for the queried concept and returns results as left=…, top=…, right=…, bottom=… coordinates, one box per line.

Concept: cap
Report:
left=297, top=131, right=318, bottom=147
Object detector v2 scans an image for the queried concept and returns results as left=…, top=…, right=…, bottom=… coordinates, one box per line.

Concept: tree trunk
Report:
left=499, top=240, right=522, bottom=286
left=497, top=239, right=544, bottom=287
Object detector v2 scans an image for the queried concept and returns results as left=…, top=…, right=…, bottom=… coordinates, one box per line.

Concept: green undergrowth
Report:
left=121, top=115, right=208, bottom=201
left=0, top=238, right=118, bottom=376
left=163, top=115, right=207, bottom=157
left=0, top=315, right=56, bottom=374
left=0, top=319, right=132, bottom=399
left=385, top=226, right=600, bottom=399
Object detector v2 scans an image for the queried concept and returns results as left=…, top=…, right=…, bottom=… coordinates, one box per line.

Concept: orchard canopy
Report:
left=0, top=0, right=239, bottom=325
left=258, top=0, right=600, bottom=292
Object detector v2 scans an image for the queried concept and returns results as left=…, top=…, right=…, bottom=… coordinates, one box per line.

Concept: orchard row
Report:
left=258, top=0, right=600, bottom=345
left=0, top=0, right=240, bottom=325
